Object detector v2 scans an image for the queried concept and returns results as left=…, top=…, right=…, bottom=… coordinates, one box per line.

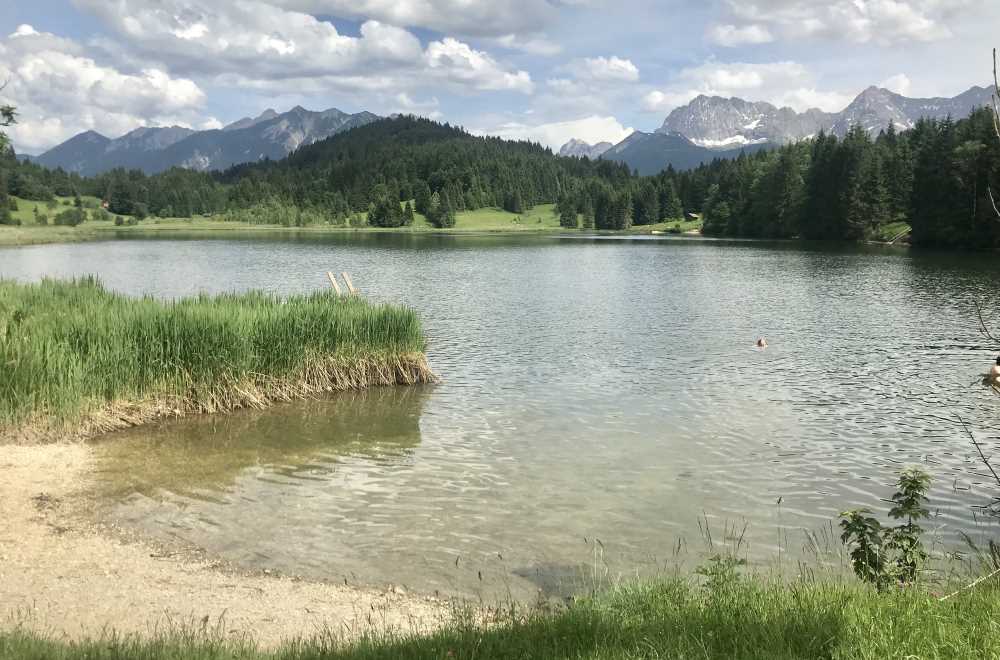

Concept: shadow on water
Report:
left=87, top=385, right=432, bottom=501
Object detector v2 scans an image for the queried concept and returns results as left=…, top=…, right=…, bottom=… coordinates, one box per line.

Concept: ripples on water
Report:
left=2, top=233, right=999, bottom=598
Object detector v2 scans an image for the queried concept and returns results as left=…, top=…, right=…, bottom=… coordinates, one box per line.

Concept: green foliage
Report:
left=424, top=190, right=456, bottom=228
left=558, top=195, right=578, bottom=229
left=53, top=208, right=86, bottom=227
left=840, top=467, right=932, bottom=588
left=5, top=578, right=1000, bottom=659
left=660, top=179, right=683, bottom=220
left=695, top=554, right=747, bottom=594
left=0, top=278, right=427, bottom=435
left=367, top=184, right=406, bottom=227
left=217, top=199, right=324, bottom=227
left=0, top=102, right=15, bottom=154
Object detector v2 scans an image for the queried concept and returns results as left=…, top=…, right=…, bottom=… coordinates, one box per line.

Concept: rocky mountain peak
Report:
left=558, top=138, right=614, bottom=159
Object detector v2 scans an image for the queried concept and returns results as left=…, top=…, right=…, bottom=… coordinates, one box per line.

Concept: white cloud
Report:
left=879, top=73, right=912, bottom=95
left=391, top=92, right=443, bottom=119
left=260, top=0, right=565, bottom=37
left=568, top=56, right=640, bottom=82
left=494, top=33, right=563, bottom=56
left=642, top=90, right=700, bottom=113
left=476, top=115, right=633, bottom=150
left=643, top=60, right=852, bottom=114
left=11, top=24, right=40, bottom=38
left=0, top=25, right=207, bottom=151
left=426, top=38, right=534, bottom=93
left=724, top=0, right=959, bottom=45
left=72, top=0, right=533, bottom=96
left=707, top=24, right=774, bottom=47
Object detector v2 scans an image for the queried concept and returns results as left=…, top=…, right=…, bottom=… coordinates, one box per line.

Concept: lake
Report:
left=2, top=232, right=998, bottom=599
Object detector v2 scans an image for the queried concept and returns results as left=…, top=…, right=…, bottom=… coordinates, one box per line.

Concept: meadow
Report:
left=0, top=198, right=701, bottom=247
left=0, top=277, right=433, bottom=442
left=3, top=575, right=999, bottom=659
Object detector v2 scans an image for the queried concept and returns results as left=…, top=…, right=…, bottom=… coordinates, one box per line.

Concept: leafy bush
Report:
left=53, top=208, right=85, bottom=226
left=840, top=467, right=931, bottom=588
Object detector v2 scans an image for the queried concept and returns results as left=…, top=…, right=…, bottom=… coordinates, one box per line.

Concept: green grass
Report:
left=0, top=203, right=705, bottom=247
left=869, top=221, right=912, bottom=243
left=0, top=278, right=432, bottom=442
left=8, top=195, right=105, bottom=226
left=447, top=204, right=561, bottom=231
left=0, top=203, right=569, bottom=246
left=628, top=218, right=703, bottom=235
left=3, top=576, right=999, bottom=658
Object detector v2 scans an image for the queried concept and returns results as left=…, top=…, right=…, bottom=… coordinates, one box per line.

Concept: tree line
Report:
left=2, top=111, right=999, bottom=249
left=690, top=108, right=1000, bottom=248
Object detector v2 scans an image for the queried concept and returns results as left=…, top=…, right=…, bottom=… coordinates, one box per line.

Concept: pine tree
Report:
left=436, top=191, right=456, bottom=228
left=404, top=200, right=415, bottom=226
left=632, top=182, right=659, bottom=225
left=427, top=191, right=441, bottom=225
left=581, top=199, right=595, bottom=230
left=558, top=193, right=578, bottom=228
left=660, top=179, right=683, bottom=220
left=414, top=181, right=432, bottom=215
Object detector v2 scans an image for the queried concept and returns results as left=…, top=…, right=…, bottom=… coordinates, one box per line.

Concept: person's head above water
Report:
left=996, top=355, right=1000, bottom=366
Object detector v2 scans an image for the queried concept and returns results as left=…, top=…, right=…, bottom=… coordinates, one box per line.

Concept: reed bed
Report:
left=0, top=277, right=434, bottom=443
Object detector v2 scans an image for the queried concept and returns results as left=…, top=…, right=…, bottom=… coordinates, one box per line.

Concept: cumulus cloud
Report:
left=72, top=0, right=533, bottom=95
left=723, top=0, right=962, bottom=45
left=707, top=23, right=774, bottom=47
left=257, top=0, right=566, bottom=36
left=390, top=92, right=443, bottom=119
left=879, top=73, right=912, bottom=95
left=0, top=25, right=207, bottom=151
left=475, top=115, right=633, bottom=150
left=493, top=33, right=563, bottom=56
left=426, top=38, right=534, bottom=93
left=643, top=60, right=853, bottom=114
left=568, top=56, right=640, bottom=82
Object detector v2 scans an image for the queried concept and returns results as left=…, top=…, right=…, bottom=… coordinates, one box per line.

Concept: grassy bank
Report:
left=0, top=201, right=708, bottom=247
left=3, top=576, right=999, bottom=659
left=0, top=278, right=433, bottom=443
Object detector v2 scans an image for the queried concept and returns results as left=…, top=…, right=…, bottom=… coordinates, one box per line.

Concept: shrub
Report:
left=53, top=208, right=85, bottom=226
left=840, top=467, right=931, bottom=588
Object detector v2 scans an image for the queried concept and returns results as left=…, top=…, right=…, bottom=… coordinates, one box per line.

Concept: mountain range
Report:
left=561, top=84, right=994, bottom=174
left=29, top=83, right=996, bottom=179
left=34, top=106, right=378, bottom=176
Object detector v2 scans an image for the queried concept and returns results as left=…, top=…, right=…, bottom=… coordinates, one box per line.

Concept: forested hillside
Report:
left=689, top=108, right=1000, bottom=248
left=2, top=111, right=999, bottom=248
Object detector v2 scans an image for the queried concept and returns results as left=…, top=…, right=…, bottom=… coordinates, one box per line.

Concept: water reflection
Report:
left=90, top=386, right=430, bottom=500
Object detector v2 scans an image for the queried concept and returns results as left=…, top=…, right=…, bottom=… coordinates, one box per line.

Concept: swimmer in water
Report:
left=991, top=356, right=1000, bottom=384
left=756, top=337, right=768, bottom=349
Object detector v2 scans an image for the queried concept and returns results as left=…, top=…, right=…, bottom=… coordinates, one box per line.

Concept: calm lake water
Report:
left=2, top=232, right=999, bottom=598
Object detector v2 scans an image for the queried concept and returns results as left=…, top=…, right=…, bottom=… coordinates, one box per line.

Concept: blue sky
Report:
left=1, top=0, right=998, bottom=153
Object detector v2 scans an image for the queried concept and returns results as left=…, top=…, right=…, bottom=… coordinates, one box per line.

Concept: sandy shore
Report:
left=0, top=443, right=446, bottom=647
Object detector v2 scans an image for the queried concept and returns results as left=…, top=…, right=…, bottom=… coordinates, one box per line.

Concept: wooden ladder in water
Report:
left=326, top=271, right=359, bottom=296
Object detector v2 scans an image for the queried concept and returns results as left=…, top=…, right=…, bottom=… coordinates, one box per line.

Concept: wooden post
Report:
left=326, top=271, right=343, bottom=296
left=341, top=272, right=358, bottom=295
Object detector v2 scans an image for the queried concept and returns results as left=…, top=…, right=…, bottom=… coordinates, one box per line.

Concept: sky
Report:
left=1, top=0, right=999, bottom=154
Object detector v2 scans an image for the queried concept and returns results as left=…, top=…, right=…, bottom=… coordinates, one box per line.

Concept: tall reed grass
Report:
left=0, top=277, right=433, bottom=442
